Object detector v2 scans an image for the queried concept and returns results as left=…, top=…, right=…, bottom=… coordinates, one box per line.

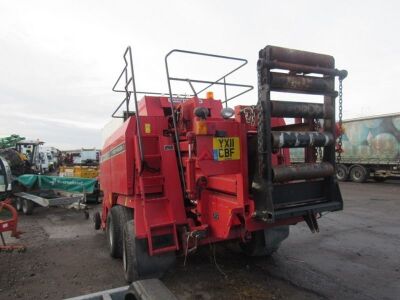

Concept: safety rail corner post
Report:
left=111, top=46, right=144, bottom=170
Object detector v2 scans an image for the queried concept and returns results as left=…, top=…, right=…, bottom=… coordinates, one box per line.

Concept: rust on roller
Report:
left=270, top=100, right=333, bottom=119
left=270, top=72, right=335, bottom=95
left=261, top=45, right=335, bottom=69
left=272, top=162, right=335, bottom=182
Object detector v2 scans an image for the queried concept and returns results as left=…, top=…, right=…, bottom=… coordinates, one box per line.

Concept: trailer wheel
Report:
left=123, top=220, right=176, bottom=283
left=93, top=211, right=101, bottom=230
left=240, top=226, right=289, bottom=257
left=350, top=165, right=368, bottom=183
left=106, top=206, right=133, bottom=258
left=15, top=198, right=23, bottom=212
left=22, top=199, right=34, bottom=215
left=336, top=164, right=349, bottom=182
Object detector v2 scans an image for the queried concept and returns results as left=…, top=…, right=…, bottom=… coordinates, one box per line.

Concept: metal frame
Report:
left=254, top=46, right=346, bottom=222
left=164, top=49, right=254, bottom=194
left=111, top=47, right=145, bottom=168
left=164, top=49, right=253, bottom=104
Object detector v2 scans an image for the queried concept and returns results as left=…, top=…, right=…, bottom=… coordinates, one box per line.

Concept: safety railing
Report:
left=164, top=49, right=254, bottom=194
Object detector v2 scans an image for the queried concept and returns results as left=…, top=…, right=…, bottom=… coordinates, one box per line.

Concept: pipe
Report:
left=270, top=72, right=334, bottom=95
left=272, top=162, right=334, bottom=182
left=262, top=46, right=335, bottom=69
left=270, top=100, right=331, bottom=118
left=271, top=131, right=334, bottom=148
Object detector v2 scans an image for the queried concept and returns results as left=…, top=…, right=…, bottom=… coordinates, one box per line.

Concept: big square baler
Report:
left=95, top=45, right=347, bottom=282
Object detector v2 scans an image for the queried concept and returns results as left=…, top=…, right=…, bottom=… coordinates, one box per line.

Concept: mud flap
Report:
left=264, top=225, right=290, bottom=250
left=241, top=225, right=289, bottom=256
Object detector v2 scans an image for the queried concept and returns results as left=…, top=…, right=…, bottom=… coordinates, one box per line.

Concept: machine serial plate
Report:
left=212, top=137, right=240, bottom=161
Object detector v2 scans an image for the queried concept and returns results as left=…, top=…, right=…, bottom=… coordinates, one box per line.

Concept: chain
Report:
left=241, top=105, right=257, bottom=126
left=337, top=78, right=344, bottom=163
left=256, top=102, right=265, bottom=175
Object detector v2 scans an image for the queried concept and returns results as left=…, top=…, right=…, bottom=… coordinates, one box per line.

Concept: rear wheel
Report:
left=240, top=226, right=289, bottom=256
left=122, top=220, right=176, bottom=283
left=106, top=205, right=133, bottom=258
left=336, top=164, right=349, bottom=182
left=350, top=165, right=368, bottom=183
left=93, top=211, right=101, bottom=230
left=22, top=199, right=34, bottom=215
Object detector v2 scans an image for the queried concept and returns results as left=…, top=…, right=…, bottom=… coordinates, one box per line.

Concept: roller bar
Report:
left=265, top=61, right=348, bottom=79
left=270, top=100, right=331, bottom=118
left=261, top=45, right=335, bottom=69
left=272, top=162, right=334, bottom=182
left=271, top=131, right=334, bottom=148
left=270, top=72, right=335, bottom=95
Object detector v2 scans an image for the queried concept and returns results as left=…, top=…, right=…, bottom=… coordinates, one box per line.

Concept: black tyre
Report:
left=93, top=211, right=101, bottom=230
left=336, top=164, right=349, bottom=182
left=106, top=205, right=133, bottom=258
left=22, top=199, right=34, bottom=215
left=123, top=220, right=176, bottom=283
left=16, top=198, right=23, bottom=212
left=240, top=226, right=289, bottom=256
left=350, top=165, right=368, bottom=183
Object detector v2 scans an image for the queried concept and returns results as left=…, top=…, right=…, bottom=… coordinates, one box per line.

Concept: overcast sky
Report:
left=0, top=0, right=399, bottom=149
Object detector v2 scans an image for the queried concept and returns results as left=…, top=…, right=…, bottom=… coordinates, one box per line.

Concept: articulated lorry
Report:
left=336, top=113, right=400, bottom=182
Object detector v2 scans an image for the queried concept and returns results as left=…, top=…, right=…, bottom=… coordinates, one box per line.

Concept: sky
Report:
left=0, top=0, right=399, bottom=149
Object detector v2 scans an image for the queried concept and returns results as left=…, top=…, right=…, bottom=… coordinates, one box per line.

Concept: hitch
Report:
left=304, top=211, right=319, bottom=233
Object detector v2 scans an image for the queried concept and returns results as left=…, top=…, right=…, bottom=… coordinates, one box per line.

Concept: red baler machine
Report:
left=96, top=46, right=347, bottom=282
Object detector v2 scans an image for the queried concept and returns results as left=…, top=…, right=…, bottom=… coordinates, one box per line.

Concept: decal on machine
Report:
left=144, top=123, right=151, bottom=134
left=212, top=137, right=240, bottom=161
left=164, top=145, right=174, bottom=151
left=100, top=143, right=126, bottom=162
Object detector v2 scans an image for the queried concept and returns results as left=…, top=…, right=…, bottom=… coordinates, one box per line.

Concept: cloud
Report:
left=0, top=0, right=399, bottom=149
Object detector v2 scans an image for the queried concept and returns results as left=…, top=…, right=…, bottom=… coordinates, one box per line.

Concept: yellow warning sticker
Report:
left=212, top=137, right=240, bottom=161
left=144, top=123, right=151, bottom=134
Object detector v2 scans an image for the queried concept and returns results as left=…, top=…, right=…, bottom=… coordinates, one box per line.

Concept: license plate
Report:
left=212, top=137, right=240, bottom=161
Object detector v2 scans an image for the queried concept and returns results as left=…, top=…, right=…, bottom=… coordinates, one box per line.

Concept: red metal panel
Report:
left=207, top=174, right=237, bottom=194
left=100, top=94, right=297, bottom=251
left=109, top=119, right=136, bottom=195
left=200, top=191, right=243, bottom=239
left=159, top=136, right=186, bottom=224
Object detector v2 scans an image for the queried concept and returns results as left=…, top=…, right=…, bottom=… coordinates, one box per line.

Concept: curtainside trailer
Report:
left=335, top=113, right=400, bottom=182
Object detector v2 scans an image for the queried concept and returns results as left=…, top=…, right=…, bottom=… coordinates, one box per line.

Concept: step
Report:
left=147, top=222, right=178, bottom=255
left=141, top=175, right=164, bottom=187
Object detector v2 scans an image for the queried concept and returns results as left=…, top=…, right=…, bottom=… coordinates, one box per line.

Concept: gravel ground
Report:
left=0, top=180, right=399, bottom=300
